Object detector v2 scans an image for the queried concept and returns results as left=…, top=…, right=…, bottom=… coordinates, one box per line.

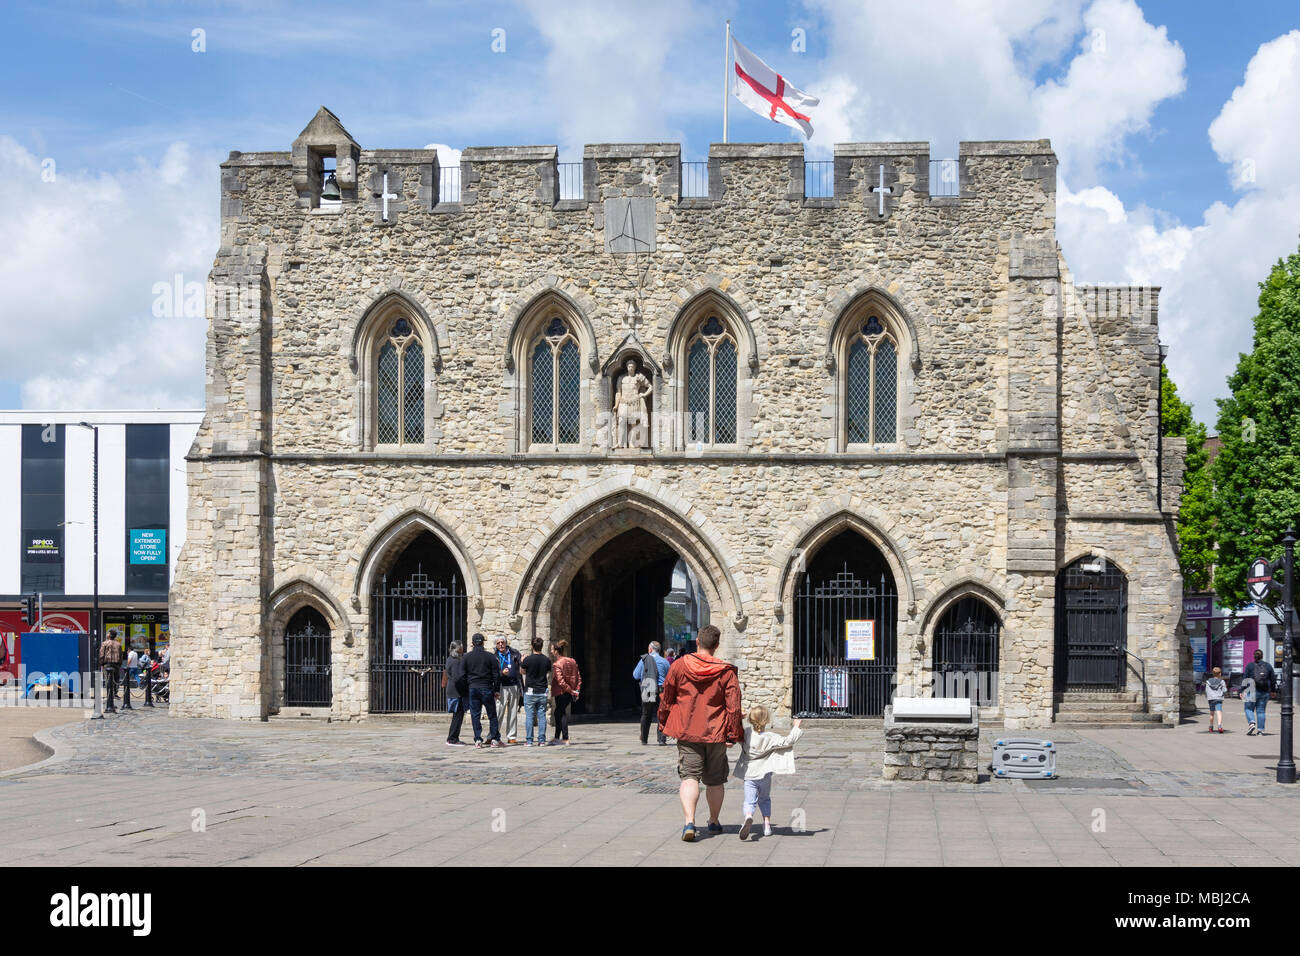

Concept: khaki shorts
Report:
left=676, top=741, right=729, bottom=786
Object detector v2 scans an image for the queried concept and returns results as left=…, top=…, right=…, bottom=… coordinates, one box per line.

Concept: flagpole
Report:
left=723, top=20, right=731, bottom=143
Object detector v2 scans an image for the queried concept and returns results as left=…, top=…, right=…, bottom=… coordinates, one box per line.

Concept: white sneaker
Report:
left=739, top=817, right=753, bottom=841
left=763, top=822, right=773, bottom=837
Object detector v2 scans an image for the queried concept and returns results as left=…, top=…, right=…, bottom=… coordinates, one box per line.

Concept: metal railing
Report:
left=804, top=160, right=834, bottom=199
left=438, top=164, right=462, bottom=204
left=558, top=162, right=583, bottom=200
left=930, top=158, right=960, bottom=197
left=681, top=161, right=709, bottom=198
left=1124, top=647, right=1149, bottom=713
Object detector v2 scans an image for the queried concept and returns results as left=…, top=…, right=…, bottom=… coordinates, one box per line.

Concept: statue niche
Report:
left=614, top=357, right=653, bottom=450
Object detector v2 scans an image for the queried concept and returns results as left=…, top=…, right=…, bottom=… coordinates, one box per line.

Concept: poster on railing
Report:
left=1189, top=636, right=1208, bottom=675
left=820, top=666, right=848, bottom=710
left=392, top=620, right=422, bottom=661
left=845, top=619, right=876, bottom=660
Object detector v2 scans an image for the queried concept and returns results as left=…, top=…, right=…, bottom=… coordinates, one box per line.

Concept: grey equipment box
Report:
left=992, top=738, right=1057, bottom=779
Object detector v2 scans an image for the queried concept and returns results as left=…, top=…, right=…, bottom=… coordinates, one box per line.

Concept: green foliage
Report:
left=1210, top=240, right=1300, bottom=609
left=1161, top=366, right=1214, bottom=592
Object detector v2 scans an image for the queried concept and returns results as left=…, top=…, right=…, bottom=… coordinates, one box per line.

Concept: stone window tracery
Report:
left=376, top=316, right=425, bottom=446
left=844, top=314, right=897, bottom=445
left=685, top=315, right=738, bottom=445
left=530, top=317, right=581, bottom=446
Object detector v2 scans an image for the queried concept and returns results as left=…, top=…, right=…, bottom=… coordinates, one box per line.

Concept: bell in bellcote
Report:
left=321, top=171, right=341, bottom=202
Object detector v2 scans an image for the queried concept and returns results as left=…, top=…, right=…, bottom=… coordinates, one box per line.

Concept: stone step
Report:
left=1055, top=699, right=1149, bottom=712
left=1050, top=719, right=1172, bottom=730
left=1054, top=711, right=1163, bottom=724
left=1055, top=691, right=1139, bottom=703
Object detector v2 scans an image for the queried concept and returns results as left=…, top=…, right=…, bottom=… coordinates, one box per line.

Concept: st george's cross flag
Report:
left=731, top=36, right=819, bottom=139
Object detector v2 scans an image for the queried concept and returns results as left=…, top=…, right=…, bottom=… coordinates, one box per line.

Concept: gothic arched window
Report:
left=376, top=316, right=424, bottom=446
left=685, top=315, right=738, bottom=444
left=530, top=317, right=581, bottom=446
left=844, top=314, right=897, bottom=444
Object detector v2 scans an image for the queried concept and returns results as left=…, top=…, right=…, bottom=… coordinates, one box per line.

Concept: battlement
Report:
left=217, top=107, right=1057, bottom=233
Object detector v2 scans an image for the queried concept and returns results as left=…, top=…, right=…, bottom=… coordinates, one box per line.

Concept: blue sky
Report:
left=1, top=0, right=1298, bottom=423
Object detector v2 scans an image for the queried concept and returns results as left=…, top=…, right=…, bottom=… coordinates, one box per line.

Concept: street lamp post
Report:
left=75, top=422, right=102, bottom=720
left=1278, top=528, right=1296, bottom=785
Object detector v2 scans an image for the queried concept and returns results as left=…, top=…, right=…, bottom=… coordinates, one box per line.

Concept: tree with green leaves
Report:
left=1210, top=240, right=1300, bottom=610
left=1161, top=366, right=1214, bottom=592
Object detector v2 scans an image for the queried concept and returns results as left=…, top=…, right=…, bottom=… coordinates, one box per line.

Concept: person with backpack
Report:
left=633, top=641, right=671, bottom=746
left=1204, top=666, right=1227, bottom=733
left=1242, top=649, right=1276, bottom=736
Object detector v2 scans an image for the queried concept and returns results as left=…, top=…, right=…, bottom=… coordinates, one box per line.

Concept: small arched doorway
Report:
left=1055, top=555, right=1128, bottom=690
left=792, top=529, right=898, bottom=716
left=284, top=606, right=332, bottom=707
left=932, top=596, right=1001, bottom=705
left=370, top=530, right=467, bottom=713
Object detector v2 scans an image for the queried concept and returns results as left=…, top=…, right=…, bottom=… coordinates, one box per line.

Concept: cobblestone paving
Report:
left=15, top=708, right=1298, bottom=799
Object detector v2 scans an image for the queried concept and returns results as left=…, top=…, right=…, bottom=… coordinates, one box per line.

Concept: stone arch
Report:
left=918, top=569, right=1008, bottom=637
left=771, top=502, right=919, bottom=619
left=663, top=282, right=760, bottom=373
left=663, top=285, right=759, bottom=451
left=502, top=282, right=600, bottom=452
left=502, top=281, right=599, bottom=373
left=346, top=501, right=484, bottom=618
left=347, top=289, right=446, bottom=450
left=825, top=286, right=922, bottom=451
left=823, top=285, right=926, bottom=374
left=266, top=574, right=350, bottom=714
left=1059, top=547, right=1131, bottom=579
left=508, top=478, right=754, bottom=645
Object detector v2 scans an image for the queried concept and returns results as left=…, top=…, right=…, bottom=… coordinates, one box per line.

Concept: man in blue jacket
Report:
left=633, top=641, right=672, bottom=746
left=494, top=636, right=524, bottom=744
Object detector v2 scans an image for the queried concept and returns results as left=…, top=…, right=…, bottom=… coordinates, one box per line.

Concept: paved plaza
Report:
left=1, top=701, right=1298, bottom=866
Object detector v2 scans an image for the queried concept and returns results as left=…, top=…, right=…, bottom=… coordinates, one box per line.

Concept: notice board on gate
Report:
left=392, top=621, right=422, bottom=661
left=820, top=666, right=848, bottom=710
left=845, top=620, right=876, bottom=661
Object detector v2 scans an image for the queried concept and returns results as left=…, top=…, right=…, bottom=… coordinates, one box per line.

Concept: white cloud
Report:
left=808, top=0, right=1182, bottom=183
left=0, top=138, right=217, bottom=409
left=1057, top=30, right=1300, bottom=424
left=1208, top=30, right=1300, bottom=193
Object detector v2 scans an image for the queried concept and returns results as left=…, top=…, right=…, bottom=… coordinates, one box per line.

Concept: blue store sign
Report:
left=130, top=529, right=166, bottom=565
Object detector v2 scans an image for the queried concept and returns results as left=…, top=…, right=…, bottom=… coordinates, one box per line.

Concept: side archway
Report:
left=266, top=576, right=350, bottom=713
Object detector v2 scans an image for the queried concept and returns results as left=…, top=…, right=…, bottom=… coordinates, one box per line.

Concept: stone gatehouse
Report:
left=169, top=107, right=1187, bottom=729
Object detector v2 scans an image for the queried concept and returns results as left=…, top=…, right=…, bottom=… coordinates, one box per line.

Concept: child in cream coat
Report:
left=731, top=704, right=803, bottom=840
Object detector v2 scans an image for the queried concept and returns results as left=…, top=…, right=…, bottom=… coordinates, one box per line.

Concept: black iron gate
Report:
left=932, top=597, right=1000, bottom=705
left=1056, top=557, right=1128, bottom=690
left=370, top=570, right=467, bottom=713
left=794, top=567, right=897, bottom=717
left=285, top=607, right=332, bottom=707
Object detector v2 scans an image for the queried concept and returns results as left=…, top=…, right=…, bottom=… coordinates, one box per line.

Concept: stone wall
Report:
left=169, top=109, right=1186, bottom=727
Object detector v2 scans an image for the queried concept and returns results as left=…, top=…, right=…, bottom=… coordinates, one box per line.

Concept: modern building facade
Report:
left=171, top=108, right=1187, bottom=728
left=0, top=411, right=202, bottom=674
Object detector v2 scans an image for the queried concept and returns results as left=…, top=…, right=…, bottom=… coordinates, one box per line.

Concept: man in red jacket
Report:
left=658, top=624, right=744, bottom=841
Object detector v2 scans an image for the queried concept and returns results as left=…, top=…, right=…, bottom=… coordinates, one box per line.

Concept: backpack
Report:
left=640, top=655, right=659, bottom=702
left=1252, top=662, right=1272, bottom=695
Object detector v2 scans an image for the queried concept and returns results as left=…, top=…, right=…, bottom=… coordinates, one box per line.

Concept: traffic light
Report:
left=20, top=594, right=36, bottom=627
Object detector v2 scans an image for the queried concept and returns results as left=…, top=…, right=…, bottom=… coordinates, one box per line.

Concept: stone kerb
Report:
left=882, top=704, right=980, bottom=783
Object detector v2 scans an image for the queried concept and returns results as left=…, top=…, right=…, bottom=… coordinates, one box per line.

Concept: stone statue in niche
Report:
left=614, top=358, right=653, bottom=449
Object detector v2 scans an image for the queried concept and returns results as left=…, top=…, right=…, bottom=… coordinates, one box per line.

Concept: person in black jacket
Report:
left=445, top=641, right=468, bottom=746
left=463, top=633, right=503, bottom=748
left=1243, top=649, right=1277, bottom=736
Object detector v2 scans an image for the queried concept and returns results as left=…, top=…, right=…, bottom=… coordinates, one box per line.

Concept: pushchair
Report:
left=146, top=661, right=169, bottom=703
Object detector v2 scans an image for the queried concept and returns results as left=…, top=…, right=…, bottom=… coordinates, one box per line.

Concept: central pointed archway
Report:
left=510, top=488, right=745, bottom=717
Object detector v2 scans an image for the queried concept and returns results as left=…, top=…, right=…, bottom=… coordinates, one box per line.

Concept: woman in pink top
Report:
left=549, top=640, right=582, bottom=745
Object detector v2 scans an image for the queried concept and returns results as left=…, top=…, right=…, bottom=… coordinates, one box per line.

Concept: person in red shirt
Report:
left=549, top=640, right=582, bottom=745
left=657, top=624, right=743, bottom=841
